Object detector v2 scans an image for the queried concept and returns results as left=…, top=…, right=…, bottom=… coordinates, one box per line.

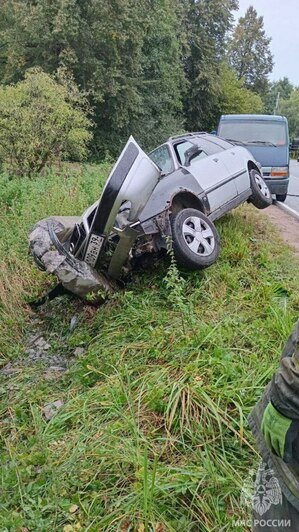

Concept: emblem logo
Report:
left=241, top=462, right=282, bottom=516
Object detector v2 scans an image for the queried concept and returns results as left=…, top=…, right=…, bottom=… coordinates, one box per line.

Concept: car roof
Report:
left=220, top=114, right=287, bottom=122
left=167, top=132, right=222, bottom=143
left=167, top=132, right=206, bottom=141
left=148, top=132, right=233, bottom=156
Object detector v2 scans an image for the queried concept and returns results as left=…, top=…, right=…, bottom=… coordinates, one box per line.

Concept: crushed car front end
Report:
left=29, top=136, right=164, bottom=296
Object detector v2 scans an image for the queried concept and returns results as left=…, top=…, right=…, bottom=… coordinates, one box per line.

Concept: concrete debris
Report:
left=0, top=363, right=21, bottom=376
left=70, top=316, right=79, bottom=331
left=48, top=366, right=66, bottom=372
left=25, top=334, right=68, bottom=368
left=74, top=347, right=86, bottom=357
left=29, top=217, right=116, bottom=298
left=26, top=349, right=68, bottom=367
left=43, top=399, right=64, bottom=421
left=27, top=333, right=43, bottom=346
left=33, top=336, right=51, bottom=350
left=42, top=250, right=65, bottom=273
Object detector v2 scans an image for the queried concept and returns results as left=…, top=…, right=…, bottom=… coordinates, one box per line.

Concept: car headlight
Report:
left=270, top=167, right=289, bottom=177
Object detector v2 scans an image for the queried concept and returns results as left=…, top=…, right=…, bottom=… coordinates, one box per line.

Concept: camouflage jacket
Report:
left=248, top=320, right=299, bottom=510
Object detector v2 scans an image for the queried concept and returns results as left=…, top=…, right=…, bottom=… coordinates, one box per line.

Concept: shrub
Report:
left=0, top=68, right=93, bottom=177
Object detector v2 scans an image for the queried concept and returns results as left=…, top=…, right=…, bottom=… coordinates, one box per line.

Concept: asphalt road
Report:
left=285, top=160, right=299, bottom=213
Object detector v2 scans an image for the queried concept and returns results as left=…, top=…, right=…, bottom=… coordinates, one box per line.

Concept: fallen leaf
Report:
left=120, top=519, right=131, bottom=531
left=155, top=523, right=166, bottom=532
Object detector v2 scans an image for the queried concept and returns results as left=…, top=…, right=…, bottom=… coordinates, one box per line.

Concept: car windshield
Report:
left=149, top=144, right=174, bottom=174
left=218, top=120, right=287, bottom=147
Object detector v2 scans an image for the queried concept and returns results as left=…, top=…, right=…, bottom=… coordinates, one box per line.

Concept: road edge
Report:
left=274, top=200, right=299, bottom=222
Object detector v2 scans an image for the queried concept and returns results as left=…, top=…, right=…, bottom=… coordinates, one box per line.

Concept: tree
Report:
left=129, top=0, right=186, bottom=151
left=0, top=68, right=92, bottom=177
left=219, top=63, right=263, bottom=115
left=263, top=78, right=294, bottom=114
left=228, top=6, right=274, bottom=94
left=183, top=0, right=238, bottom=132
left=0, top=0, right=186, bottom=157
left=281, top=90, right=299, bottom=138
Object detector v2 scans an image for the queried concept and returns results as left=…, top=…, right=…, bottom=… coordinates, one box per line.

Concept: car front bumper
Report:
left=263, top=177, right=289, bottom=195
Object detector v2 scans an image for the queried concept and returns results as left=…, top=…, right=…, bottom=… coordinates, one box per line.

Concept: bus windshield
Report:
left=218, top=120, right=287, bottom=147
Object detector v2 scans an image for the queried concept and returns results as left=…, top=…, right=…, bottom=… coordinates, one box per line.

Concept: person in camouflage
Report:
left=249, top=320, right=299, bottom=531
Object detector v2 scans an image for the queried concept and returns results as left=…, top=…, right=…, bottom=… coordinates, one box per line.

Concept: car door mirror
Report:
left=184, top=145, right=202, bottom=166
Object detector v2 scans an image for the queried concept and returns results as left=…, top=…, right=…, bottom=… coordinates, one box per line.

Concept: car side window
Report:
left=175, top=141, right=208, bottom=165
left=149, top=145, right=174, bottom=175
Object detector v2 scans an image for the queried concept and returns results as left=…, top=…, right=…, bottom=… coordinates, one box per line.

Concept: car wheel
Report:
left=170, top=208, right=220, bottom=269
left=276, top=193, right=287, bottom=203
left=249, top=169, right=272, bottom=209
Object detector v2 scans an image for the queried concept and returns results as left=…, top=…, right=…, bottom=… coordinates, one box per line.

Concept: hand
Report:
left=261, top=402, right=299, bottom=462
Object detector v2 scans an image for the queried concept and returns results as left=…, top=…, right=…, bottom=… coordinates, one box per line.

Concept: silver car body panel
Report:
left=82, top=136, right=160, bottom=270
left=82, top=136, right=160, bottom=236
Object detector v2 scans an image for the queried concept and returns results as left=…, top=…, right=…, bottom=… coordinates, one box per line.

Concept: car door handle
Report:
left=213, top=158, right=219, bottom=162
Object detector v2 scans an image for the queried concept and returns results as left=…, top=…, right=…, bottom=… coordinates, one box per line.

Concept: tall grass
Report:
left=0, top=164, right=110, bottom=358
left=0, top=166, right=298, bottom=530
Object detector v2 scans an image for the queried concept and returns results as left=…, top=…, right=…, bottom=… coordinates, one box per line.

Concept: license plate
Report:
left=85, top=234, right=104, bottom=267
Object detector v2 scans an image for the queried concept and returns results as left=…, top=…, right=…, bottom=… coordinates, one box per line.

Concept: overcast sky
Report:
left=234, top=0, right=299, bottom=85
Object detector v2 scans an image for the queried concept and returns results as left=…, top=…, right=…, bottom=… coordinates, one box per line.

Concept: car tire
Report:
left=170, top=208, right=220, bottom=269
left=249, top=169, right=272, bottom=209
left=276, top=193, right=287, bottom=203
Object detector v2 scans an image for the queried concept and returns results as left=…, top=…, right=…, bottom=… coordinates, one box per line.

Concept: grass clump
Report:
left=0, top=166, right=298, bottom=530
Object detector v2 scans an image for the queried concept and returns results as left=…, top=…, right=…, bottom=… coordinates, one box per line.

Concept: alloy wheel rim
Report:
left=182, top=216, right=215, bottom=256
left=255, top=174, right=270, bottom=198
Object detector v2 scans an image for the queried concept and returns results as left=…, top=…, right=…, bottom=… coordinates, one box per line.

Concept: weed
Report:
left=0, top=167, right=298, bottom=530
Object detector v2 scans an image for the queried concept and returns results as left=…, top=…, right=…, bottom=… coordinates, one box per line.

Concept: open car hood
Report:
left=81, top=136, right=160, bottom=268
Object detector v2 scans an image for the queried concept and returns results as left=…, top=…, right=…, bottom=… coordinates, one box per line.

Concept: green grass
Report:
left=0, top=166, right=299, bottom=531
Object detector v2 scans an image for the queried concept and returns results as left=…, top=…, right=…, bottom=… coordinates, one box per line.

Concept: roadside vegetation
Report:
left=0, top=2, right=298, bottom=530
left=1, top=166, right=298, bottom=530
left=0, top=69, right=92, bottom=177
left=0, top=1, right=271, bottom=161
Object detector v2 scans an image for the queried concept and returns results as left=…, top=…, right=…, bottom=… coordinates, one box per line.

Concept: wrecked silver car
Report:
left=29, top=133, right=272, bottom=298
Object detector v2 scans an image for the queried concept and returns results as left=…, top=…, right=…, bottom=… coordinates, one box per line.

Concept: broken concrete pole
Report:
left=29, top=217, right=116, bottom=297
left=43, top=399, right=64, bottom=420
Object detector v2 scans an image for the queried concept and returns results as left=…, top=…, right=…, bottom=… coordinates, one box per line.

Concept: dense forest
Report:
left=0, top=0, right=298, bottom=167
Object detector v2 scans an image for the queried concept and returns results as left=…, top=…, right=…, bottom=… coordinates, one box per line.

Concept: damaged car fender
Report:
left=139, top=167, right=210, bottom=224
